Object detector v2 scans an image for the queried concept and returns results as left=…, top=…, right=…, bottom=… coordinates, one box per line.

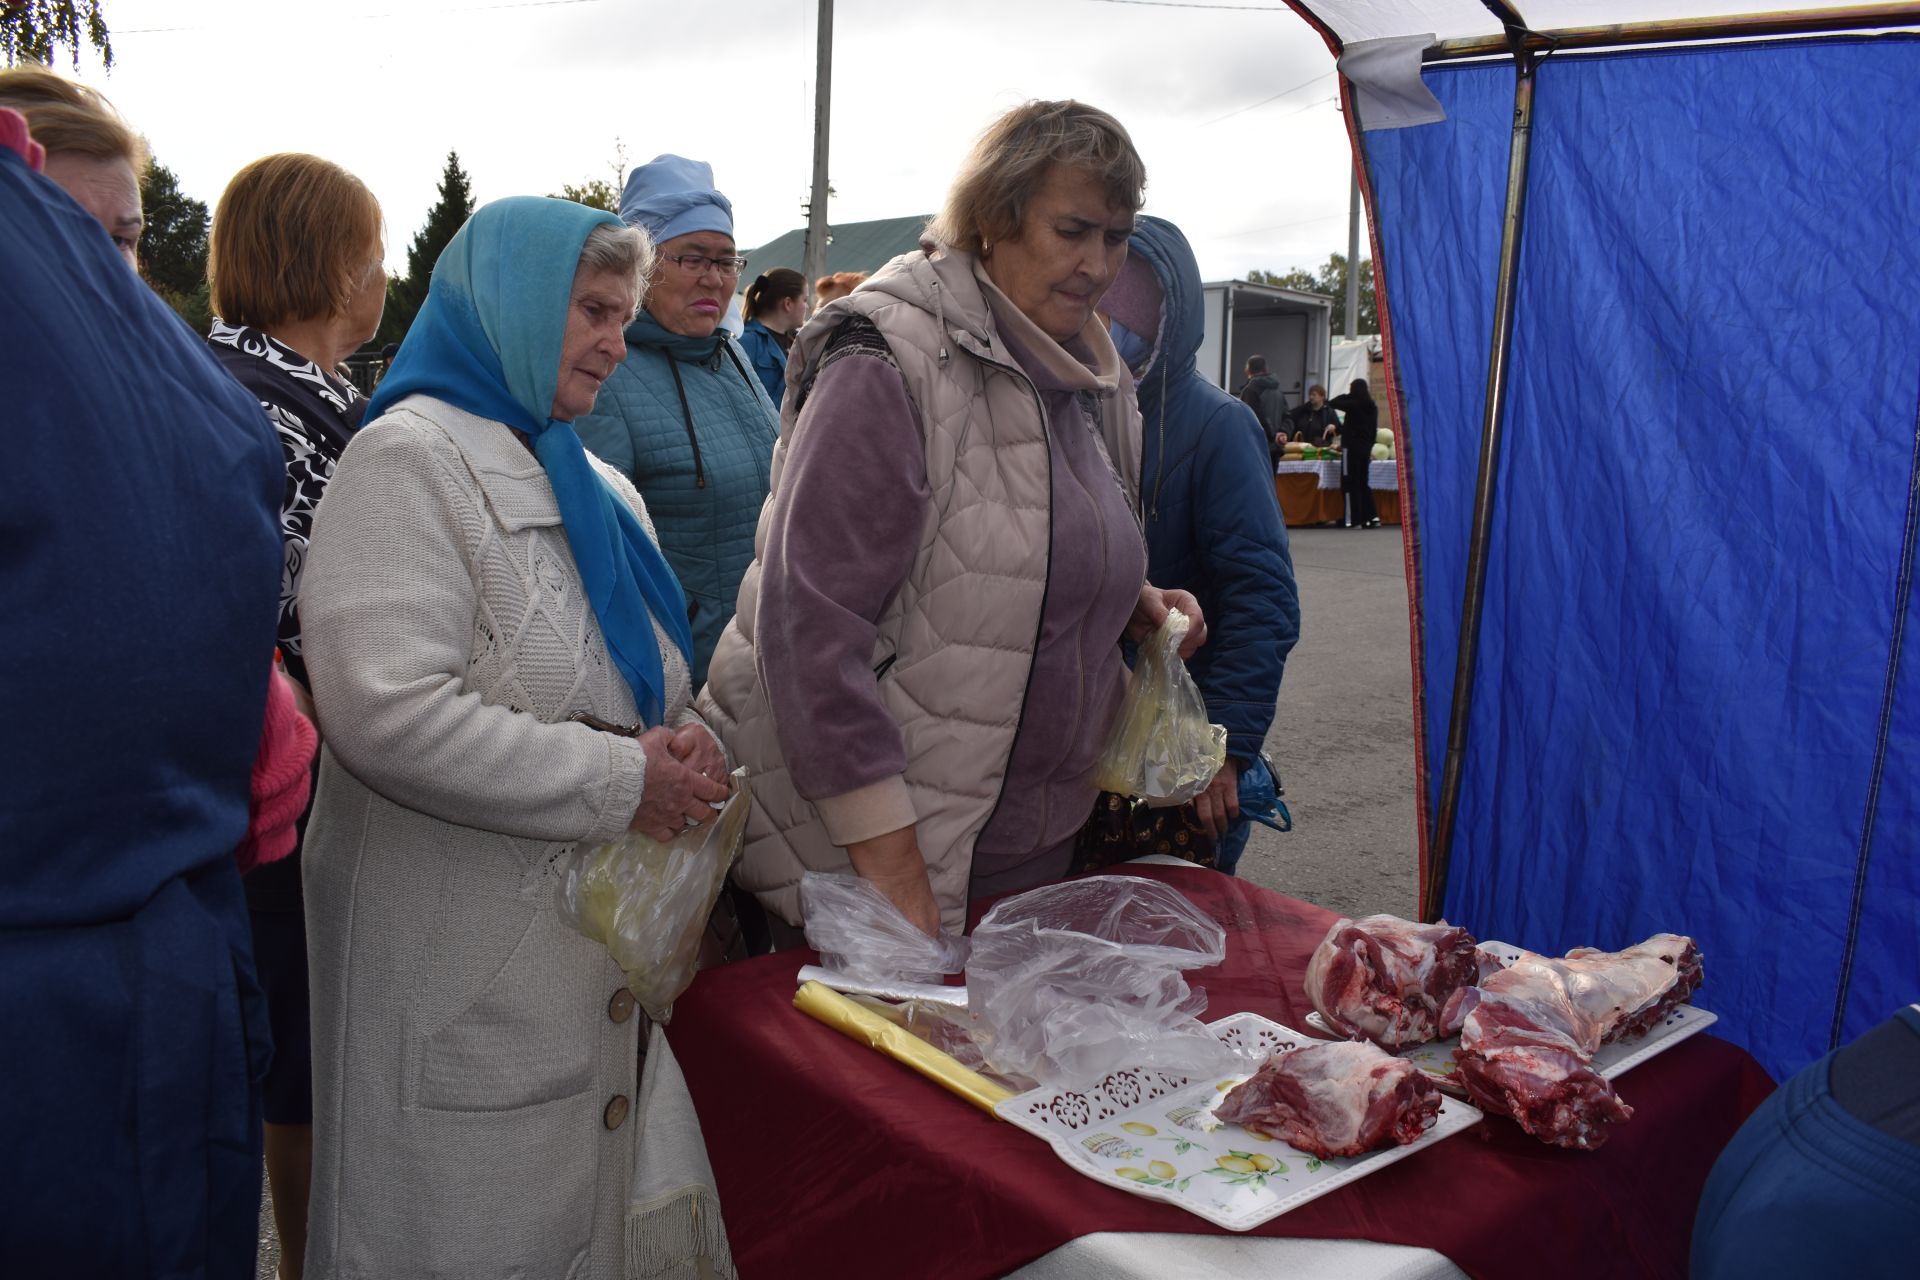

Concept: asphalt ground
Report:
left=253, top=523, right=1423, bottom=1275
left=1231, top=524, right=1424, bottom=920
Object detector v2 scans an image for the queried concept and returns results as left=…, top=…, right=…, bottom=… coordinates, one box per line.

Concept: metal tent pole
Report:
left=1427, top=2, right=1920, bottom=61
left=1422, top=36, right=1539, bottom=923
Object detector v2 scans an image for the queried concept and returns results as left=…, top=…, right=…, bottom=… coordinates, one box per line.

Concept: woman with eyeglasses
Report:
left=575, top=154, right=779, bottom=688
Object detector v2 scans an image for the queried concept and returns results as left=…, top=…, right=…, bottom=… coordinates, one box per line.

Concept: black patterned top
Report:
left=205, top=319, right=366, bottom=690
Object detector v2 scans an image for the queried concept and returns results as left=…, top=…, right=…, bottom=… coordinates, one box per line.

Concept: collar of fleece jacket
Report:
left=1124, top=214, right=1206, bottom=406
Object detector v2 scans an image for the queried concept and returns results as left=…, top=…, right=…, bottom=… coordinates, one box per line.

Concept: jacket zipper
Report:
left=663, top=352, right=707, bottom=489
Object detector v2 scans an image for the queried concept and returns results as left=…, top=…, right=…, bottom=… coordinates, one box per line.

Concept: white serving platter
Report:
left=1304, top=941, right=1719, bottom=1094
left=994, top=1012, right=1483, bottom=1232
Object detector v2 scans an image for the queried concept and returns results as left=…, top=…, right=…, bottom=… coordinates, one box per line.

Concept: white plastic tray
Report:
left=1304, top=941, right=1718, bottom=1093
left=994, top=1012, right=1482, bottom=1232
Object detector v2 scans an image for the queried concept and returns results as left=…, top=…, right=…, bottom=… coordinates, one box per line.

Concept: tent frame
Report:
left=1415, top=0, right=1920, bottom=921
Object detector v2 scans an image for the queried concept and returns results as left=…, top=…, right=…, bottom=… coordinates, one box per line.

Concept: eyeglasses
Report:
left=659, top=252, right=748, bottom=278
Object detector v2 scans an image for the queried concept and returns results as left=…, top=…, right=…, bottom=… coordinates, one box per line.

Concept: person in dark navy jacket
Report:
left=0, top=110, right=284, bottom=1278
left=1102, top=214, right=1301, bottom=873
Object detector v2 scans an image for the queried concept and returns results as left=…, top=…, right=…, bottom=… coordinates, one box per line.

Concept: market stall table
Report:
left=1276, top=458, right=1401, bottom=527
left=662, top=865, right=1772, bottom=1280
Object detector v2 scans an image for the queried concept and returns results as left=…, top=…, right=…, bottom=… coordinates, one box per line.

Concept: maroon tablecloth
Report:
left=664, top=865, right=1773, bottom=1280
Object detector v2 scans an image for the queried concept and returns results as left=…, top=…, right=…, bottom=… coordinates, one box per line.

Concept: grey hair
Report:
left=928, top=99, right=1146, bottom=257
left=577, top=221, right=655, bottom=308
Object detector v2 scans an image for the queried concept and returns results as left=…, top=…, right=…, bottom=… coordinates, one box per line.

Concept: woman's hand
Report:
left=1128, top=584, right=1208, bottom=658
left=667, top=722, right=728, bottom=785
left=1194, top=759, right=1240, bottom=838
left=629, top=728, right=731, bottom=842
left=845, top=825, right=941, bottom=937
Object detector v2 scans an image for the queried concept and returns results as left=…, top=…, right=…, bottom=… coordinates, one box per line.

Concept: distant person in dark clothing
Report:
left=1328, top=378, right=1380, bottom=528
left=1288, top=382, right=1338, bottom=445
left=1692, top=1004, right=1920, bottom=1278
left=1236, top=354, right=1284, bottom=453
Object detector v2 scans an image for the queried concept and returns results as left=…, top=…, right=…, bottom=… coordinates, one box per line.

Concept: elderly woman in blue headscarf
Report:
left=296, top=197, right=730, bottom=1280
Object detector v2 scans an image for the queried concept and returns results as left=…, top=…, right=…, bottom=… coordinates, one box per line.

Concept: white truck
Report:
left=1197, top=279, right=1335, bottom=415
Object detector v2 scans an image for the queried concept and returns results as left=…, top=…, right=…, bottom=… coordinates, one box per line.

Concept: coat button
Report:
left=608, top=989, right=635, bottom=1024
left=604, top=1094, right=630, bottom=1131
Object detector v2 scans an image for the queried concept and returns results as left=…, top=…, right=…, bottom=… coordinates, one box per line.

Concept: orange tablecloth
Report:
left=1275, top=472, right=1402, bottom=527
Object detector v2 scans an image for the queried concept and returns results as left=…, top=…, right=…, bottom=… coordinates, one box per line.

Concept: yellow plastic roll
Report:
left=792, top=980, right=1013, bottom=1117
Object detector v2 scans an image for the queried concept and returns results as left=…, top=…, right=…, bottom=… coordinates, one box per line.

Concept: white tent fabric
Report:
left=1295, top=0, right=1886, bottom=46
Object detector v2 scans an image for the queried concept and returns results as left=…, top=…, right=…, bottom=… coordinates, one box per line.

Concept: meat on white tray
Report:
left=1214, top=1040, right=1443, bottom=1159
left=1441, top=934, right=1703, bottom=1150
left=1304, top=914, right=1483, bottom=1049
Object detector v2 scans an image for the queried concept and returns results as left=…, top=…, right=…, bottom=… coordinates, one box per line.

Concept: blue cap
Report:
left=619, top=154, right=733, bottom=245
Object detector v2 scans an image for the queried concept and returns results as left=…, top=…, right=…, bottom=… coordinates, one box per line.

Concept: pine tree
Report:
left=379, top=150, right=476, bottom=346
left=138, top=159, right=211, bottom=333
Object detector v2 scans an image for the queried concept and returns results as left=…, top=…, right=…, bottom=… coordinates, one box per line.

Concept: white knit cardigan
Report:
left=298, top=395, right=703, bottom=1280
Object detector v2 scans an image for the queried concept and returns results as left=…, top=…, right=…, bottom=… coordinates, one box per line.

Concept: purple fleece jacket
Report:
left=755, top=283, right=1145, bottom=898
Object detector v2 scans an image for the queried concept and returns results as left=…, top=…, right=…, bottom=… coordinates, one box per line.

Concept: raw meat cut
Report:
left=1214, top=1041, right=1442, bottom=1159
left=1444, top=934, right=1703, bottom=1150
left=1304, top=915, right=1481, bottom=1049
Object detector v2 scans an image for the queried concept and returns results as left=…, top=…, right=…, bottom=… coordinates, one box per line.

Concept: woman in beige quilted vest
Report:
left=700, top=101, right=1205, bottom=938
left=298, top=198, right=730, bottom=1280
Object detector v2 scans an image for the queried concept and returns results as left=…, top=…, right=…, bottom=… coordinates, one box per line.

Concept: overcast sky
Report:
left=73, top=0, right=1369, bottom=281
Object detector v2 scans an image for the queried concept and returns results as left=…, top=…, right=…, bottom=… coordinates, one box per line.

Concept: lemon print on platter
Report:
left=1148, top=1161, right=1177, bottom=1180
left=1120, top=1122, right=1156, bottom=1136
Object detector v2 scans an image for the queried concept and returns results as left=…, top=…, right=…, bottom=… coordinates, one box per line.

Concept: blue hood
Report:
left=1126, top=215, right=1206, bottom=397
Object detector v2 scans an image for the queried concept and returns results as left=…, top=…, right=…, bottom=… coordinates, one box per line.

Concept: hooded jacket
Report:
left=574, top=311, right=780, bottom=686
left=1125, top=216, right=1300, bottom=765
left=699, top=240, right=1144, bottom=932
left=1238, top=371, right=1284, bottom=439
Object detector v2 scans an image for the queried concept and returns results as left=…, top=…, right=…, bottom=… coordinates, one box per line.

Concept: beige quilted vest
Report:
left=698, top=241, right=1143, bottom=934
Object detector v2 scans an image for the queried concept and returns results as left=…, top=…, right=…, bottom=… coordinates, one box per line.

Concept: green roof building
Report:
left=742, top=214, right=932, bottom=284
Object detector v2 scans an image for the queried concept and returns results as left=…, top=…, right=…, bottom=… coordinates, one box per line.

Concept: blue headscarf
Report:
left=367, top=196, right=692, bottom=724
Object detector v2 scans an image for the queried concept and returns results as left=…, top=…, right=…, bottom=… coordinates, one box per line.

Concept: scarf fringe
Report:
left=625, top=1187, right=737, bottom=1280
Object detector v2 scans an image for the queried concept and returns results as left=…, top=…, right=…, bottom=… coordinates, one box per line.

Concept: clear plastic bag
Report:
left=800, top=871, right=969, bottom=985
left=555, top=767, right=752, bottom=1022
left=1091, top=611, right=1228, bottom=805
left=965, top=876, right=1246, bottom=1087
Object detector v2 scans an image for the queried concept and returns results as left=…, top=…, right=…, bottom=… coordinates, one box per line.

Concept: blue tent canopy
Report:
left=1291, top=4, right=1920, bottom=1081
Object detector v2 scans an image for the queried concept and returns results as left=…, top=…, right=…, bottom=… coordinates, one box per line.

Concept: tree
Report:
left=550, top=176, right=618, bottom=213
left=1250, top=253, right=1378, bottom=336
left=379, top=150, right=476, bottom=346
left=2, top=1, right=111, bottom=69
left=139, top=159, right=209, bottom=331
left=549, top=141, right=627, bottom=214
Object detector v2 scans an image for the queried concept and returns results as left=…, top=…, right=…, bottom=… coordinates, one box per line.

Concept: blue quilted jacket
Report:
left=576, top=312, right=780, bottom=687
left=1130, top=217, right=1301, bottom=763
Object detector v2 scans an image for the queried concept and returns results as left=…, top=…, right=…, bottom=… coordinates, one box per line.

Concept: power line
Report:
left=120, top=0, right=610, bottom=36
left=1202, top=70, right=1335, bottom=126
left=1217, top=210, right=1347, bottom=240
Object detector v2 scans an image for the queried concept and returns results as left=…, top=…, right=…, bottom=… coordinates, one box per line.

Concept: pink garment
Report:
left=234, top=670, right=318, bottom=874
left=0, top=108, right=46, bottom=171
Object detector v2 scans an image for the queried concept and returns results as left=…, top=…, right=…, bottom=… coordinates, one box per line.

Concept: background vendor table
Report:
left=663, top=866, right=1771, bottom=1280
left=1275, top=458, right=1401, bottom=527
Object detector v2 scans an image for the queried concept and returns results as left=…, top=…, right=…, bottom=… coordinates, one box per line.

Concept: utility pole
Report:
left=803, top=0, right=833, bottom=309
left=1345, top=161, right=1361, bottom=340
